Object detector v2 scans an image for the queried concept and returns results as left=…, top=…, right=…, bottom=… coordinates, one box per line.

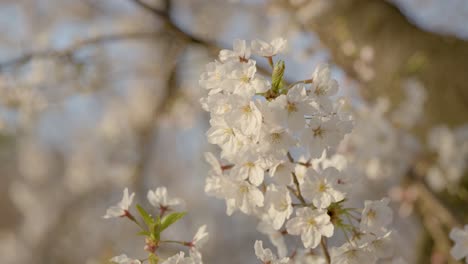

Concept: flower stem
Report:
left=320, top=237, right=331, bottom=264
left=160, top=240, right=189, bottom=246
left=287, top=78, right=313, bottom=90
left=125, top=210, right=145, bottom=230
left=267, top=56, right=274, bottom=69
left=291, top=172, right=307, bottom=205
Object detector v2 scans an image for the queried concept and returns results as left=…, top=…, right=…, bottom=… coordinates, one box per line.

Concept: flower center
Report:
left=242, top=105, right=252, bottom=113
left=286, top=101, right=298, bottom=113
left=279, top=200, right=289, bottom=211
left=239, top=185, right=249, bottom=193
left=270, top=133, right=281, bottom=143
left=224, top=128, right=234, bottom=135
left=318, top=182, right=328, bottom=193
left=314, top=85, right=326, bottom=96
left=240, top=75, right=250, bottom=83
left=245, top=162, right=255, bottom=168
left=312, top=126, right=324, bottom=138
left=214, top=72, right=222, bottom=80
left=367, top=209, right=377, bottom=220
left=307, top=218, right=317, bottom=226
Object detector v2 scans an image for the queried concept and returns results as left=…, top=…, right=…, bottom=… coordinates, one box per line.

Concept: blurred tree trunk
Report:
left=296, top=1, right=468, bottom=263
left=0, top=136, right=20, bottom=230
left=303, top=0, right=468, bottom=135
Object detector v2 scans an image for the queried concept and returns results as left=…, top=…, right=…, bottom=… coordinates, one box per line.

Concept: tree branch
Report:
left=132, top=0, right=168, bottom=18
left=0, top=31, right=165, bottom=71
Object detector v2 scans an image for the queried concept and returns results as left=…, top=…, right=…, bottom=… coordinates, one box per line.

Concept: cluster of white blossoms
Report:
left=426, top=124, right=468, bottom=192
left=200, top=39, right=398, bottom=263
left=104, top=187, right=208, bottom=264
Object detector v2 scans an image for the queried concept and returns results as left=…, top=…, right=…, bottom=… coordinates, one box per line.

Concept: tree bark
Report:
left=303, top=0, right=468, bottom=134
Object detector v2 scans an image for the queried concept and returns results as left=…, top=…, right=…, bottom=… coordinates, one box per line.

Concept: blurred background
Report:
left=0, top=0, right=467, bottom=263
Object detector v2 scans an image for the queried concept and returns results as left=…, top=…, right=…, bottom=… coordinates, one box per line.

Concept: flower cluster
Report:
left=200, top=39, right=397, bottom=263
left=104, top=187, right=208, bottom=264
left=426, top=125, right=468, bottom=192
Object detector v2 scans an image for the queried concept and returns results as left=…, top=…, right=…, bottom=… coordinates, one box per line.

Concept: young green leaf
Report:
left=137, top=230, right=151, bottom=236
left=271, top=60, right=285, bottom=94
left=136, top=204, right=155, bottom=228
left=160, top=212, right=186, bottom=232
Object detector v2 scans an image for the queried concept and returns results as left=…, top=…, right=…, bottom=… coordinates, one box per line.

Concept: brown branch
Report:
left=408, top=169, right=464, bottom=263
left=420, top=213, right=460, bottom=264
left=291, top=172, right=307, bottom=205
left=0, top=31, right=165, bottom=71
left=132, top=0, right=168, bottom=18
left=130, top=38, right=188, bottom=198
left=414, top=181, right=462, bottom=228
left=129, top=0, right=283, bottom=83
left=1, top=0, right=279, bottom=86
left=320, top=237, right=331, bottom=264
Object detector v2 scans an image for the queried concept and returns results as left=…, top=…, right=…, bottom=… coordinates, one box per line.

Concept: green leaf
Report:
left=136, top=204, right=154, bottom=228
left=271, top=60, right=285, bottom=94
left=137, top=230, right=151, bottom=236
left=160, top=212, right=186, bottom=232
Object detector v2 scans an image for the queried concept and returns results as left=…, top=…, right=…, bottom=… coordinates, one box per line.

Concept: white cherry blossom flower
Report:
left=264, top=184, right=293, bottom=230
left=290, top=249, right=326, bottom=264
left=206, top=117, right=244, bottom=158
left=229, top=151, right=266, bottom=186
left=262, top=84, right=316, bottom=132
left=310, top=64, right=338, bottom=111
left=200, top=93, right=232, bottom=115
left=360, top=198, right=393, bottom=236
left=257, top=221, right=288, bottom=258
left=449, top=225, right=468, bottom=263
left=103, top=188, right=134, bottom=219
left=366, top=231, right=394, bottom=259
left=110, top=254, right=141, bottom=264
left=199, top=60, right=228, bottom=94
left=259, top=126, right=296, bottom=159
left=188, top=225, right=209, bottom=258
left=225, top=96, right=262, bottom=136
left=286, top=208, right=334, bottom=248
left=161, top=252, right=198, bottom=264
left=301, top=167, right=345, bottom=209
left=191, top=225, right=209, bottom=248
left=222, top=61, right=270, bottom=98
left=301, top=116, right=351, bottom=158
left=251, top=38, right=287, bottom=57
left=205, top=170, right=233, bottom=200
left=219, top=39, right=251, bottom=62
left=147, top=187, right=184, bottom=211
left=268, top=160, right=295, bottom=185
left=331, top=242, right=377, bottom=264
left=224, top=60, right=258, bottom=97
left=204, top=152, right=223, bottom=176
left=225, top=180, right=264, bottom=215
left=254, top=240, right=289, bottom=264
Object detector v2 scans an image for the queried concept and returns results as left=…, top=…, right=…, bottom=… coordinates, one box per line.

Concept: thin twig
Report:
left=291, top=172, right=307, bottom=204
left=132, top=0, right=168, bottom=18
left=0, top=31, right=165, bottom=70
left=320, top=237, right=331, bottom=264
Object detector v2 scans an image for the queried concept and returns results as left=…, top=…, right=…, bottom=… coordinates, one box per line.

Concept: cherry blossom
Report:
left=286, top=208, right=334, bottom=248
left=254, top=240, right=289, bottom=264
left=103, top=188, right=135, bottom=219
left=110, top=254, right=141, bottom=264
